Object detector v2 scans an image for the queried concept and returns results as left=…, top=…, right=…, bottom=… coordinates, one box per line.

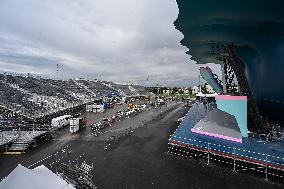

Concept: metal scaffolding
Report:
left=226, top=43, right=264, bottom=133
left=210, top=42, right=265, bottom=133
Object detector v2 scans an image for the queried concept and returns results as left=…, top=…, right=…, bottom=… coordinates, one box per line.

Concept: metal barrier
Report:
left=168, top=138, right=284, bottom=181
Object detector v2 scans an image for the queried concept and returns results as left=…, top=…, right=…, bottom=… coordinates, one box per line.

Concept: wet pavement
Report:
left=0, top=101, right=282, bottom=189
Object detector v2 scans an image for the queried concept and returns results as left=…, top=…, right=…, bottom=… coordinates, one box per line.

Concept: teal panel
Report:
left=200, top=67, right=223, bottom=94
left=216, top=99, right=248, bottom=137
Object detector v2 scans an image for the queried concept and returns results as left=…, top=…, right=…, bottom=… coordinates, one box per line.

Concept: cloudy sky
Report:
left=0, top=0, right=220, bottom=87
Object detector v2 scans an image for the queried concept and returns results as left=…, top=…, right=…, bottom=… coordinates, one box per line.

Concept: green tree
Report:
left=201, top=84, right=209, bottom=94
left=172, top=87, right=178, bottom=94
left=188, top=88, right=193, bottom=94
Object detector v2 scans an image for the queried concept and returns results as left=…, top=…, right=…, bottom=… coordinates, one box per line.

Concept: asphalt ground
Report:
left=0, top=101, right=283, bottom=189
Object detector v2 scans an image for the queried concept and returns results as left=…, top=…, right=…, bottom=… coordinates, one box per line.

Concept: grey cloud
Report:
left=0, top=0, right=220, bottom=86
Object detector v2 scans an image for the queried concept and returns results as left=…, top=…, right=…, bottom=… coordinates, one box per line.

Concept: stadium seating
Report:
left=0, top=74, right=148, bottom=120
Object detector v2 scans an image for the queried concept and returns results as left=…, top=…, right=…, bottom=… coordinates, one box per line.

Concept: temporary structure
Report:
left=0, top=164, right=75, bottom=189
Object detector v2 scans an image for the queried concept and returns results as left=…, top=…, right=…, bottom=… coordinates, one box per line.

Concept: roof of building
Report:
left=0, top=164, right=75, bottom=189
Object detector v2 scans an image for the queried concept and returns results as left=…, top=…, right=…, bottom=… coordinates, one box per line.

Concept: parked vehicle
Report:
left=128, top=103, right=138, bottom=110
left=51, top=115, right=71, bottom=128
left=157, top=99, right=166, bottom=105
left=117, top=110, right=124, bottom=117
left=125, top=109, right=137, bottom=116
left=139, top=104, right=147, bottom=110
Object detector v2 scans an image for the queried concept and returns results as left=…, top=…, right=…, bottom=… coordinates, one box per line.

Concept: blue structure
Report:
left=103, top=102, right=110, bottom=110
left=169, top=102, right=284, bottom=171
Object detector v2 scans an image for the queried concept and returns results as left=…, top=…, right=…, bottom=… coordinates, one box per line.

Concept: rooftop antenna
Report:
left=146, top=77, right=149, bottom=87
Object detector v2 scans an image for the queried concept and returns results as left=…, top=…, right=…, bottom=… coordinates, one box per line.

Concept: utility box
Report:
left=70, top=118, right=80, bottom=133
left=70, top=117, right=87, bottom=133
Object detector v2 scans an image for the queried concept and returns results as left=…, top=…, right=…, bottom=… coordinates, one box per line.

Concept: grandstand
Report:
left=74, top=79, right=117, bottom=96
left=131, top=85, right=150, bottom=96
left=0, top=73, right=148, bottom=121
left=103, top=82, right=150, bottom=97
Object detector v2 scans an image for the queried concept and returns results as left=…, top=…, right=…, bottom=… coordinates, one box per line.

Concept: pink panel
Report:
left=215, top=95, right=247, bottom=101
left=191, top=128, right=242, bottom=143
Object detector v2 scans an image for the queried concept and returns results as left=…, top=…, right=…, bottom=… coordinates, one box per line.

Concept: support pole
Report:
left=55, top=152, right=58, bottom=174
left=265, top=154, right=268, bottom=181
left=207, top=142, right=210, bottom=165
left=233, top=147, right=236, bottom=171
left=221, top=62, right=227, bottom=93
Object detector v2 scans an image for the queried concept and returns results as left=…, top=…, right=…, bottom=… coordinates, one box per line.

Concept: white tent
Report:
left=0, top=164, right=75, bottom=189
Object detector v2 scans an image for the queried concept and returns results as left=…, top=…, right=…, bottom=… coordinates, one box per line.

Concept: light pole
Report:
left=157, top=84, right=160, bottom=101
left=207, top=142, right=210, bottom=165
left=265, top=154, right=268, bottom=181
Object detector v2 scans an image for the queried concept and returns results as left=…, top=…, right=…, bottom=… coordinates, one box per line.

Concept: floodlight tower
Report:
left=56, top=64, right=59, bottom=78
left=157, top=83, right=160, bottom=100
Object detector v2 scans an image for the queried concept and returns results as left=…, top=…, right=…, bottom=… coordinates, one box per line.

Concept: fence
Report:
left=168, top=138, right=284, bottom=181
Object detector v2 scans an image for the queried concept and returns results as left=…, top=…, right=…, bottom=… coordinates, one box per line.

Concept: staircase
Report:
left=4, top=131, right=45, bottom=154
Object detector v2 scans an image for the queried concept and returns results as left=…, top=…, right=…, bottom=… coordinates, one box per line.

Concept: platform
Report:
left=1, top=131, right=47, bottom=154
left=169, top=102, right=284, bottom=171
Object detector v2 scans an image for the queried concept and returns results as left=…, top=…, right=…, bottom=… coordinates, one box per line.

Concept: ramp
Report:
left=191, top=108, right=242, bottom=143
left=200, top=67, right=223, bottom=94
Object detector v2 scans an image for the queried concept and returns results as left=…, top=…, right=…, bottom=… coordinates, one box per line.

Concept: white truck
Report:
left=51, top=115, right=71, bottom=128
